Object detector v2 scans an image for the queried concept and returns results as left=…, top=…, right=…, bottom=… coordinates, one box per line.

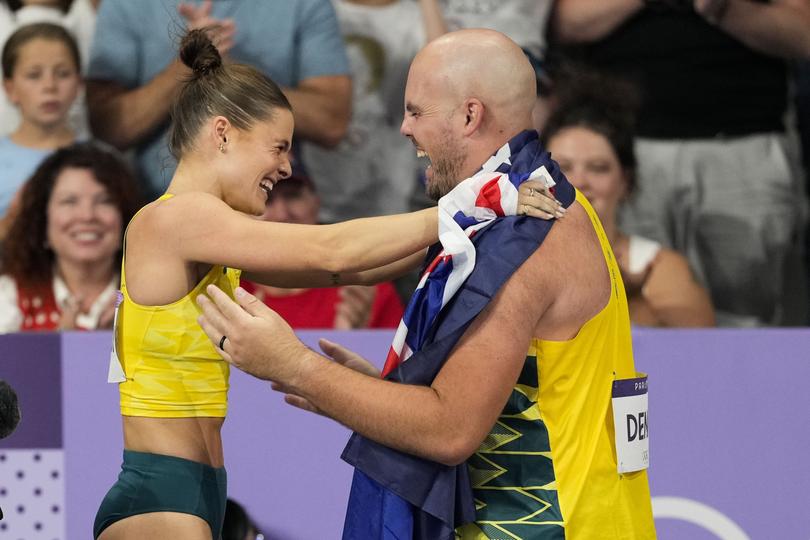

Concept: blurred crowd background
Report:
left=0, top=0, right=808, bottom=338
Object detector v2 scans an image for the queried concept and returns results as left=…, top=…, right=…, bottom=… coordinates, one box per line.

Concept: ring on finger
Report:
left=219, top=335, right=227, bottom=350
left=529, top=187, right=536, bottom=197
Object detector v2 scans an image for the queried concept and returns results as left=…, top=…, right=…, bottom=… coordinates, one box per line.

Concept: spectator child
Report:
left=0, top=22, right=81, bottom=217
left=0, top=0, right=98, bottom=137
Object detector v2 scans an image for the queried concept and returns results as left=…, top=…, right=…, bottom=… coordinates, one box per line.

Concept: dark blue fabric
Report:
left=341, top=131, right=575, bottom=540
left=342, top=470, right=413, bottom=540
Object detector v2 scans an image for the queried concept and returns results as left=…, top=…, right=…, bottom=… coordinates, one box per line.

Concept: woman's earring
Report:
left=219, top=141, right=226, bottom=153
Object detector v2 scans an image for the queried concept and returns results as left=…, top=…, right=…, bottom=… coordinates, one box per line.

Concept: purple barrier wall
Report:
left=1, top=329, right=809, bottom=540
left=0, top=334, right=64, bottom=540
left=0, top=334, right=61, bottom=450
left=634, top=329, right=810, bottom=540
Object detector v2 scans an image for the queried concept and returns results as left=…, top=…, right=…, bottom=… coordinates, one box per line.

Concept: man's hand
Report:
left=178, top=0, right=236, bottom=57
left=318, top=339, right=380, bottom=378
left=271, top=338, right=381, bottom=414
left=196, top=285, right=309, bottom=383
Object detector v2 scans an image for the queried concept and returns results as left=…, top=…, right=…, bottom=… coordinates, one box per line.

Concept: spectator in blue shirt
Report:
left=86, top=0, right=351, bottom=199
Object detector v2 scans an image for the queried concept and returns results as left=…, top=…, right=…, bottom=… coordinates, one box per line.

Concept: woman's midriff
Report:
left=122, top=416, right=225, bottom=467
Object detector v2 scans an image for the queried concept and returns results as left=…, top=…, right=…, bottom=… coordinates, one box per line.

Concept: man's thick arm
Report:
left=282, top=249, right=548, bottom=466
left=283, top=75, right=351, bottom=148
left=551, top=0, right=644, bottom=43
left=86, top=60, right=189, bottom=150
left=702, top=0, right=810, bottom=59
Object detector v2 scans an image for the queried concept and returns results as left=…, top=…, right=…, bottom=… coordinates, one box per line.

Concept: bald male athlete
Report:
left=198, top=30, right=656, bottom=540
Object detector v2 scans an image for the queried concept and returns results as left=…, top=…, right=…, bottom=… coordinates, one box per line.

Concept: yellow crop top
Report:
left=113, top=194, right=241, bottom=418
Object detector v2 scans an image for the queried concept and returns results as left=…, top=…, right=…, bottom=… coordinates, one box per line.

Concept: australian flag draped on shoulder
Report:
left=341, top=130, right=576, bottom=540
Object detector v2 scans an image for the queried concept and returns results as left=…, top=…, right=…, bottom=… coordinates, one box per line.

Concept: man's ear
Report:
left=461, top=98, right=484, bottom=136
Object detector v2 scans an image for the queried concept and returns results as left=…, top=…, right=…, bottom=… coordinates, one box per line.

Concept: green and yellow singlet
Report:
left=457, top=193, right=656, bottom=540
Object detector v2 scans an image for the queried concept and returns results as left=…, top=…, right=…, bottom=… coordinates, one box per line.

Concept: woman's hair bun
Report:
left=179, top=28, right=222, bottom=77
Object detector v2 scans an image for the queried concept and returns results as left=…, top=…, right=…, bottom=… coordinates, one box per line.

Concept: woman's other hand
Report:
left=518, top=180, right=566, bottom=220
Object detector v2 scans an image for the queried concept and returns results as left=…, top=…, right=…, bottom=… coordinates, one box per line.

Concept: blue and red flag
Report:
left=342, top=130, right=575, bottom=540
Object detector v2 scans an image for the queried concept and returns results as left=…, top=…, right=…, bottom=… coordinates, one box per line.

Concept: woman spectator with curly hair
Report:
left=0, top=141, right=141, bottom=332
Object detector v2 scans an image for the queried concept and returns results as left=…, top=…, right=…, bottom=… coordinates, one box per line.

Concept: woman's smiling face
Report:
left=547, top=125, right=629, bottom=221
left=46, top=167, right=123, bottom=267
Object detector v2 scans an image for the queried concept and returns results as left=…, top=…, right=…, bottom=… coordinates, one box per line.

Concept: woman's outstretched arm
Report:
left=152, top=193, right=438, bottom=276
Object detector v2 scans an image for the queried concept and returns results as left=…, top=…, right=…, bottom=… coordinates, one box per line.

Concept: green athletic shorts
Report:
left=93, top=450, right=227, bottom=539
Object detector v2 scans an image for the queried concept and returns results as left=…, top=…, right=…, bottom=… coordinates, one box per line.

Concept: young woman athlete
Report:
left=94, top=29, right=558, bottom=540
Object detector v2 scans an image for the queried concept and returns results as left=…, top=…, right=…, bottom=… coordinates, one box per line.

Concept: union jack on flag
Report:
left=381, top=137, right=557, bottom=378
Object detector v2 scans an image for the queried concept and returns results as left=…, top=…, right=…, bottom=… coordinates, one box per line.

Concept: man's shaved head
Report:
left=401, top=30, right=538, bottom=199
left=411, top=29, right=537, bottom=132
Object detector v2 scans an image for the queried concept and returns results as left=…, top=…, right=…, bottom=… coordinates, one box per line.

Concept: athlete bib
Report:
left=612, top=373, right=649, bottom=473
